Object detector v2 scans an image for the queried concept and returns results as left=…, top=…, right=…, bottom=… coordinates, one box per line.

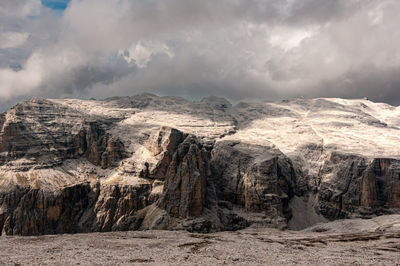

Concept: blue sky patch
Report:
left=41, top=0, right=71, bottom=11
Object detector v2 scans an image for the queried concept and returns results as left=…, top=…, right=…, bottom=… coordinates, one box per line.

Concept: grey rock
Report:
left=0, top=95, right=400, bottom=235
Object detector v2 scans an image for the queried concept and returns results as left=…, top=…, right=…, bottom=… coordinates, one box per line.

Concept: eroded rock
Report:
left=0, top=95, right=400, bottom=235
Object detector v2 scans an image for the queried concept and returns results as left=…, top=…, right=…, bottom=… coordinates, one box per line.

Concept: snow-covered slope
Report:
left=227, top=97, right=400, bottom=158
left=54, top=95, right=400, bottom=159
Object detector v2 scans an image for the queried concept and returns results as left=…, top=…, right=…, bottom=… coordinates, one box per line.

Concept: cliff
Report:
left=0, top=94, right=399, bottom=235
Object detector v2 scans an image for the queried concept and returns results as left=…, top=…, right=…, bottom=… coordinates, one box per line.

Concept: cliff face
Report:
left=0, top=94, right=400, bottom=235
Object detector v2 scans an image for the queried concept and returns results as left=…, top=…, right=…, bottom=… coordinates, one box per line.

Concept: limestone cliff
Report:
left=0, top=94, right=399, bottom=235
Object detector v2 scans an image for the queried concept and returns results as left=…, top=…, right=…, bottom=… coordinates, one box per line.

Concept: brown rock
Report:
left=0, top=95, right=400, bottom=235
left=145, top=126, right=186, bottom=179
left=158, top=136, right=208, bottom=218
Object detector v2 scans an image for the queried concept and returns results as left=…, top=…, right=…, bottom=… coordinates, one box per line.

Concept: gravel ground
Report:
left=0, top=225, right=399, bottom=266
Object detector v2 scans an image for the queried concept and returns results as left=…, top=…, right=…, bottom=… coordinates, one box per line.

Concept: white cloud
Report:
left=0, top=53, right=43, bottom=99
left=0, top=32, right=30, bottom=49
left=120, top=41, right=174, bottom=68
left=0, top=0, right=42, bottom=17
left=269, top=26, right=318, bottom=52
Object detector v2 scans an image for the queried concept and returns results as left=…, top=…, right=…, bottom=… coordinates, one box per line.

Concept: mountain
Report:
left=0, top=94, right=399, bottom=235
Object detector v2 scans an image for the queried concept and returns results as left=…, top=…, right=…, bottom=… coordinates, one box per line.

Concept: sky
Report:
left=1, top=0, right=400, bottom=111
left=41, top=0, right=70, bottom=11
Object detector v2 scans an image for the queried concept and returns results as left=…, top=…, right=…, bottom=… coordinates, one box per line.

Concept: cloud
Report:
left=0, top=32, right=30, bottom=49
left=1, top=0, right=400, bottom=111
left=0, top=53, right=43, bottom=99
left=0, top=0, right=42, bottom=17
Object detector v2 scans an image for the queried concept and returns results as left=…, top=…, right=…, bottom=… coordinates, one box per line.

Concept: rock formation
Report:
left=0, top=94, right=400, bottom=235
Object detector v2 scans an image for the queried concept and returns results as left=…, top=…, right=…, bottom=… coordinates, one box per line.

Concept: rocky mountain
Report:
left=0, top=94, right=399, bottom=235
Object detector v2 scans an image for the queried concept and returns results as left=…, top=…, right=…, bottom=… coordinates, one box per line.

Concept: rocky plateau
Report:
left=0, top=93, right=400, bottom=235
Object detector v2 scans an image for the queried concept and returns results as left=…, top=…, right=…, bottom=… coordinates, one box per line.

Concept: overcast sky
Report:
left=1, top=0, right=400, bottom=111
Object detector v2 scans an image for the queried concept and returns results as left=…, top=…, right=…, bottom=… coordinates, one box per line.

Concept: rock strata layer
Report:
left=0, top=94, right=400, bottom=235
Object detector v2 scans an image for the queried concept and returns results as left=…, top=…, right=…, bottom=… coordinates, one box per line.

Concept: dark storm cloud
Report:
left=1, top=0, right=400, bottom=111
left=286, top=0, right=362, bottom=25
left=314, top=65, right=400, bottom=105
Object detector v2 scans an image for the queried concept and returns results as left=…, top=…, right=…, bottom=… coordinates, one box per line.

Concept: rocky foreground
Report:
left=0, top=215, right=399, bottom=265
left=0, top=94, right=400, bottom=235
